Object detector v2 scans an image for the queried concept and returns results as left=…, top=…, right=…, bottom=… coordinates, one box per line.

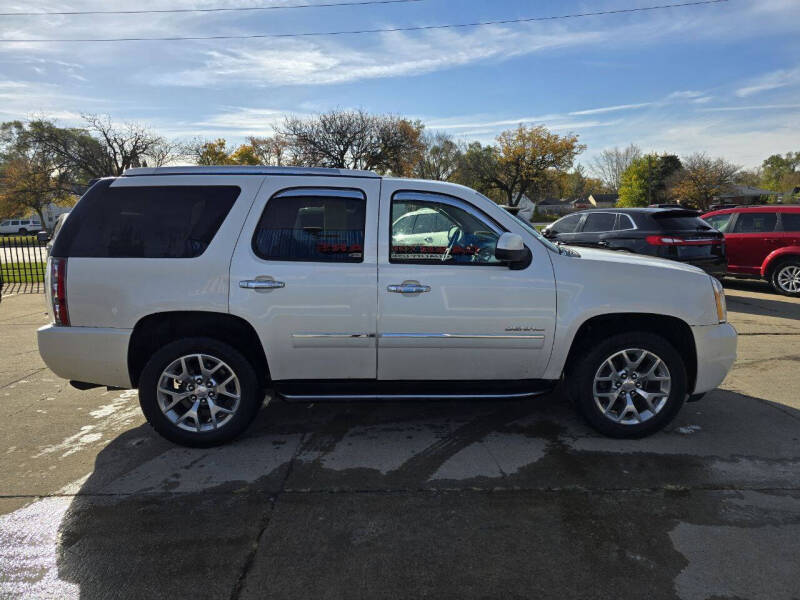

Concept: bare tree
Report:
left=590, top=144, right=642, bottom=191
left=247, top=135, right=291, bottom=166
left=181, top=137, right=233, bottom=165
left=278, top=109, right=424, bottom=175
left=82, top=114, right=173, bottom=174
left=413, top=132, right=462, bottom=181
left=25, top=115, right=177, bottom=179
left=672, top=153, right=740, bottom=210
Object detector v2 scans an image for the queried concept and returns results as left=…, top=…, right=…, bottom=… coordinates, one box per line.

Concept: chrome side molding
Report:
left=380, top=332, right=545, bottom=340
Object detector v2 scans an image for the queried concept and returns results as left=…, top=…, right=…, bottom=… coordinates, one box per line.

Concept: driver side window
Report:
left=390, top=192, right=501, bottom=265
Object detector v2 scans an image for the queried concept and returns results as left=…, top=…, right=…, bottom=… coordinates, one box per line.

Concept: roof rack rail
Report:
left=122, top=165, right=379, bottom=178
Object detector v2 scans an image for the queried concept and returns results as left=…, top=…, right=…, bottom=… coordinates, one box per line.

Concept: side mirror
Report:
left=542, top=228, right=554, bottom=238
left=495, top=232, right=531, bottom=270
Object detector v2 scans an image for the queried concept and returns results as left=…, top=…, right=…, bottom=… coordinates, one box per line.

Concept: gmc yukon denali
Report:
left=37, top=166, right=737, bottom=446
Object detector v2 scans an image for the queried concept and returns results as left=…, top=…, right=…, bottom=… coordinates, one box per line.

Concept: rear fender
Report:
left=761, top=246, right=800, bottom=278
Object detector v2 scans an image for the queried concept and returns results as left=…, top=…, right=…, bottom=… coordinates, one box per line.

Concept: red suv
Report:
left=702, top=206, right=800, bottom=296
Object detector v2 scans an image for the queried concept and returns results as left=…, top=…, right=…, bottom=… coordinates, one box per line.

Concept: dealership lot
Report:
left=0, top=282, right=798, bottom=600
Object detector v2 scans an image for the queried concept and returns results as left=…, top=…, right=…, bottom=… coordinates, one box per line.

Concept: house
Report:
left=587, top=193, right=619, bottom=208
left=714, top=185, right=781, bottom=205
left=534, top=197, right=574, bottom=216
left=570, top=198, right=592, bottom=210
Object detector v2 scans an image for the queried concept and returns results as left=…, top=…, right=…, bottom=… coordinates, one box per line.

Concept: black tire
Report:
left=18, top=228, right=27, bottom=235
left=567, top=332, right=687, bottom=438
left=138, top=337, right=263, bottom=447
left=770, top=258, right=800, bottom=297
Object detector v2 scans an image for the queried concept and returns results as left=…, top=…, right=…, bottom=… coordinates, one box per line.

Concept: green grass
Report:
left=0, top=261, right=45, bottom=283
left=1, top=234, right=41, bottom=245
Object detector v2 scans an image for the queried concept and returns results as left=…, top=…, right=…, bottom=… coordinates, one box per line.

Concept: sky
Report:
left=0, top=0, right=798, bottom=169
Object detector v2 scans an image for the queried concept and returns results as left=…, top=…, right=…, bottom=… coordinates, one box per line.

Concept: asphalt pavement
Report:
left=0, top=281, right=798, bottom=600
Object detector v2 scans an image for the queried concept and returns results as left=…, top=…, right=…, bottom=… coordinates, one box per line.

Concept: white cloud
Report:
left=149, top=25, right=610, bottom=88
left=198, top=106, right=293, bottom=134
left=735, top=67, right=800, bottom=97
left=667, top=90, right=704, bottom=99
left=569, top=103, right=653, bottom=116
left=698, top=103, right=800, bottom=112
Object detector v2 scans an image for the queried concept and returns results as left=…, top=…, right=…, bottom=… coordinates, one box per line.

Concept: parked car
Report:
left=0, top=217, right=44, bottom=235
left=702, top=205, right=800, bottom=296
left=37, top=167, right=736, bottom=446
left=542, top=208, right=727, bottom=277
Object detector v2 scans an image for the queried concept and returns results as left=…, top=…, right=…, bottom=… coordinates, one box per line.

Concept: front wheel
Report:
left=568, top=332, right=687, bottom=438
left=138, top=337, right=263, bottom=447
left=771, top=259, right=800, bottom=297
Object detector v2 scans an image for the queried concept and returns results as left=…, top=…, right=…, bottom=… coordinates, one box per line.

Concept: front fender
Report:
left=761, top=246, right=800, bottom=277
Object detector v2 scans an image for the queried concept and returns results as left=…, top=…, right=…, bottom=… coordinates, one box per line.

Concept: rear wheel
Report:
left=18, top=228, right=27, bottom=235
left=568, top=332, right=687, bottom=438
left=138, top=337, right=263, bottom=447
left=771, top=259, right=800, bottom=297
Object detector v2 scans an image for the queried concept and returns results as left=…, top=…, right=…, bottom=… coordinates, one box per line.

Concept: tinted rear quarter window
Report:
left=781, top=212, right=800, bottom=232
left=53, top=180, right=240, bottom=258
left=614, top=214, right=635, bottom=231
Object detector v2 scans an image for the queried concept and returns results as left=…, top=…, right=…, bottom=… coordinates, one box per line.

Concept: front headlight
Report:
left=710, top=276, right=727, bottom=323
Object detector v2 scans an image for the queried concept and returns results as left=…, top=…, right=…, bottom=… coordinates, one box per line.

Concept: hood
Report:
left=563, top=245, right=707, bottom=276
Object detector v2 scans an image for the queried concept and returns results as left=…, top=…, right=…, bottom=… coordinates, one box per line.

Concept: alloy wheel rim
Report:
left=777, top=265, right=800, bottom=293
left=593, top=348, right=671, bottom=425
left=157, top=354, right=241, bottom=433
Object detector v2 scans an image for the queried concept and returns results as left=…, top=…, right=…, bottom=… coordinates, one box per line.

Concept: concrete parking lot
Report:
left=0, top=281, right=798, bottom=600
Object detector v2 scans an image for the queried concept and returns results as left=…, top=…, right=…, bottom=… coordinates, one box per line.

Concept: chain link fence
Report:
left=0, top=235, right=48, bottom=295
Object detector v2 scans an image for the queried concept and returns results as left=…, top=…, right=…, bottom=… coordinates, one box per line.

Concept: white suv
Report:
left=0, top=217, right=43, bottom=235
left=37, top=166, right=737, bottom=446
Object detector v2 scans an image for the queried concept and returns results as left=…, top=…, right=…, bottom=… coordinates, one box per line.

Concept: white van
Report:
left=0, top=217, right=44, bottom=235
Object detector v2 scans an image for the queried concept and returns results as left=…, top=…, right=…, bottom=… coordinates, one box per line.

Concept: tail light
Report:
left=50, top=257, right=70, bottom=326
left=645, top=236, right=720, bottom=246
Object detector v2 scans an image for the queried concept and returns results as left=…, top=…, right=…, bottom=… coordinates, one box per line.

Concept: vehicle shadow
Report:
left=52, top=391, right=800, bottom=599
left=725, top=291, right=800, bottom=322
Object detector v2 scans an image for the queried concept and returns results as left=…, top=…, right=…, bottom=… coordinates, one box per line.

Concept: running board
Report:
left=274, top=379, right=556, bottom=402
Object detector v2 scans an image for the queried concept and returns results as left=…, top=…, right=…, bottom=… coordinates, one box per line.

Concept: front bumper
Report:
left=691, top=322, right=737, bottom=394
left=37, top=324, right=133, bottom=389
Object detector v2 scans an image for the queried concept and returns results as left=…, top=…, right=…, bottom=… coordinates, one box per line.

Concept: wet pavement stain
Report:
left=1, top=392, right=800, bottom=599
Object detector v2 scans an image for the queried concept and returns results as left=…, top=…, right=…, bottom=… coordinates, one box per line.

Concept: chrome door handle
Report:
left=239, top=279, right=285, bottom=290
left=388, top=283, right=431, bottom=294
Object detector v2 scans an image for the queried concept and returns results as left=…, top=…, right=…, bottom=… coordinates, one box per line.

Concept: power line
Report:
left=0, top=0, right=425, bottom=18
left=0, top=0, right=729, bottom=43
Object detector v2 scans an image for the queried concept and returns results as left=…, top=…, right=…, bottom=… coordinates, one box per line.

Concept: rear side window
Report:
left=781, top=213, right=800, bottom=232
left=582, top=213, right=616, bottom=232
left=52, top=180, right=239, bottom=258
left=252, top=188, right=366, bottom=263
left=733, top=212, right=777, bottom=233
